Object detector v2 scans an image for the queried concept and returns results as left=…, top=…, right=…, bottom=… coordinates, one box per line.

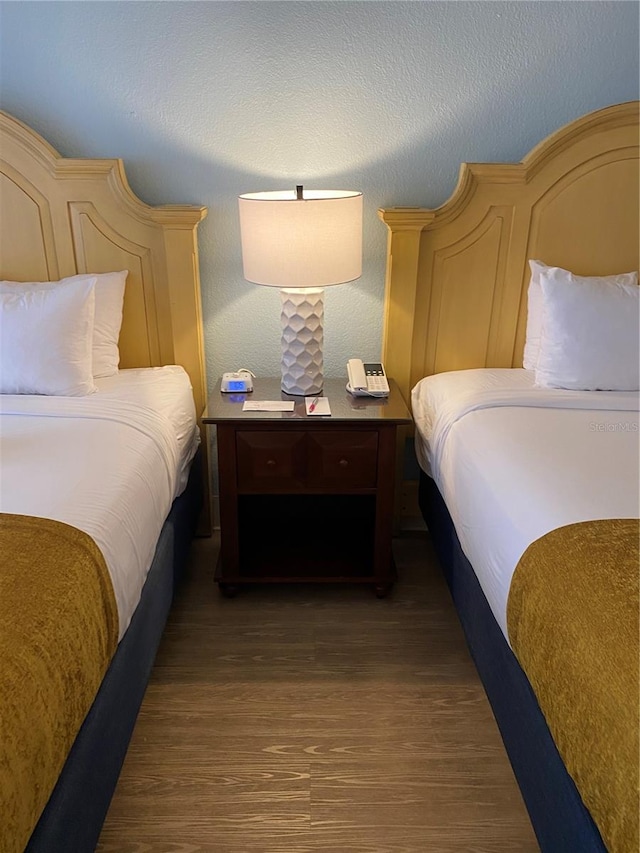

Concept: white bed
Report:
left=411, top=368, right=639, bottom=641
left=379, top=102, right=639, bottom=851
left=0, top=366, right=199, bottom=639
left=0, top=109, right=208, bottom=852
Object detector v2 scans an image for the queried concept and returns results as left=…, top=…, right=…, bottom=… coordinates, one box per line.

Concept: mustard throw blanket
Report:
left=0, top=513, right=118, bottom=853
left=507, top=519, right=639, bottom=853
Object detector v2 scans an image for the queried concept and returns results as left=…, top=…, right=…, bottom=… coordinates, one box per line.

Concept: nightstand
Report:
left=202, top=377, right=412, bottom=597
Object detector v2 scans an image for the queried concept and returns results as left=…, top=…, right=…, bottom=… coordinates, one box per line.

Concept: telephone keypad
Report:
left=363, top=364, right=388, bottom=393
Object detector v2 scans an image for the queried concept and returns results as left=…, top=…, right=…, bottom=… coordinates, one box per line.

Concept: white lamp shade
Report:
left=238, top=189, right=363, bottom=288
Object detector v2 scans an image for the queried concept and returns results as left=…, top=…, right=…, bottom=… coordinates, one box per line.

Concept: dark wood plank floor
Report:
left=97, top=532, right=539, bottom=852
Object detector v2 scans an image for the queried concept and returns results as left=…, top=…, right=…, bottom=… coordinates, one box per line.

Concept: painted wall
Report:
left=1, top=1, right=638, bottom=392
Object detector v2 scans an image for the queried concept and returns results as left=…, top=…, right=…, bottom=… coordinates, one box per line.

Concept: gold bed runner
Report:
left=507, top=519, right=639, bottom=853
left=0, top=513, right=118, bottom=853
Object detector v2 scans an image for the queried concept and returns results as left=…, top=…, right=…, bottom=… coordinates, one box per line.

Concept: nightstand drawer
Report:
left=236, top=431, right=306, bottom=490
left=236, top=429, right=378, bottom=492
left=307, top=431, right=378, bottom=488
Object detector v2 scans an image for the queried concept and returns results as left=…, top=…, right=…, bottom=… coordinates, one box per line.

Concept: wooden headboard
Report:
left=378, top=101, right=639, bottom=406
left=0, top=110, right=208, bottom=419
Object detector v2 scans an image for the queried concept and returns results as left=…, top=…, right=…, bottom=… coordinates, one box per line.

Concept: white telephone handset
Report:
left=346, top=359, right=390, bottom=397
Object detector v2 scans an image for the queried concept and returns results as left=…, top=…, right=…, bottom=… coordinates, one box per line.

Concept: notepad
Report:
left=242, top=401, right=295, bottom=412
left=305, top=396, right=331, bottom=416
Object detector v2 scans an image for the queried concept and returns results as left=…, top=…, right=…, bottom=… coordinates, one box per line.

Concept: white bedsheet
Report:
left=411, top=368, right=640, bottom=643
left=0, top=366, right=199, bottom=640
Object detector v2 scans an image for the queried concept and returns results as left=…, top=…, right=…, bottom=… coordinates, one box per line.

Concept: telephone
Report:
left=346, top=359, right=390, bottom=397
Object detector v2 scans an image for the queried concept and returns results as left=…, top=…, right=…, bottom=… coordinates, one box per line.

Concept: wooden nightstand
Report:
left=202, top=377, right=412, bottom=597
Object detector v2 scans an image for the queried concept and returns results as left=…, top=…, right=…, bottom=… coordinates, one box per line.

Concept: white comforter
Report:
left=0, top=366, right=199, bottom=639
left=412, top=368, right=640, bottom=643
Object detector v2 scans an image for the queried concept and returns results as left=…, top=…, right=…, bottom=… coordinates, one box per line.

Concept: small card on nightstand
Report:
left=305, top=396, right=331, bottom=416
left=242, top=401, right=295, bottom=412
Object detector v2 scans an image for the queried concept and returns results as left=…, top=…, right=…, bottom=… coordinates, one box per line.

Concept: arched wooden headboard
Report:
left=379, top=101, right=639, bottom=405
left=0, top=110, right=208, bottom=420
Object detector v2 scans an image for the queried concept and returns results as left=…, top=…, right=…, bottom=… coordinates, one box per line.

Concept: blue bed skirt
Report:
left=419, top=473, right=606, bottom=853
left=25, top=448, right=204, bottom=853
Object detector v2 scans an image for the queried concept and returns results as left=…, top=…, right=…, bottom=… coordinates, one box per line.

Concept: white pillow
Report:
left=523, top=260, right=638, bottom=370
left=535, top=266, right=640, bottom=391
left=0, top=277, right=97, bottom=396
left=0, top=270, right=127, bottom=378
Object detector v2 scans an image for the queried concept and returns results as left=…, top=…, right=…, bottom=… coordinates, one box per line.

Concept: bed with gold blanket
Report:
left=0, top=368, right=203, bottom=852
left=381, top=101, right=639, bottom=852
left=0, top=514, right=118, bottom=853
left=411, top=367, right=640, bottom=853
left=0, top=110, right=207, bottom=852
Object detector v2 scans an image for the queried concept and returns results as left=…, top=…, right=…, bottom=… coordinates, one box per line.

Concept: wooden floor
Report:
left=97, top=531, right=539, bottom=852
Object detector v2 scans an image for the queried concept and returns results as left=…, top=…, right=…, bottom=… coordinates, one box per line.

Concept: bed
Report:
left=378, top=101, right=639, bottom=852
left=0, top=110, right=209, bottom=852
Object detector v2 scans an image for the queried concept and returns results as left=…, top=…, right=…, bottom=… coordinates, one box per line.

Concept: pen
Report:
left=308, top=396, right=320, bottom=413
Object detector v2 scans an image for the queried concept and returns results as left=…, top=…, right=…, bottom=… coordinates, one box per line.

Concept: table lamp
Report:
left=238, top=186, right=363, bottom=396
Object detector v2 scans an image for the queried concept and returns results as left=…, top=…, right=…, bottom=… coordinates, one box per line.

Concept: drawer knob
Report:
left=339, top=458, right=349, bottom=467
left=266, top=459, right=276, bottom=467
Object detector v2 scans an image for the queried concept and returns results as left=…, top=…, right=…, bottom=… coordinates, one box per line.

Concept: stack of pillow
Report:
left=0, top=271, right=127, bottom=396
left=524, top=260, right=639, bottom=391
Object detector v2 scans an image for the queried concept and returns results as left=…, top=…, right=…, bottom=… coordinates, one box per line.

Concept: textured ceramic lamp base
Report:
left=280, top=288, right=324, bottom=396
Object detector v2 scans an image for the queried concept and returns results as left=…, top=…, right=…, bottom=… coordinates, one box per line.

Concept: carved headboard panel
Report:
left=379, top=101, right=639, bottom=405
left=0, top=110, right=208, bottom=418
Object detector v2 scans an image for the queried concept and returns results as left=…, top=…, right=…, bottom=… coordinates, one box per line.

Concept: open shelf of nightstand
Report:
left=236, top=494, right=377, bottom=582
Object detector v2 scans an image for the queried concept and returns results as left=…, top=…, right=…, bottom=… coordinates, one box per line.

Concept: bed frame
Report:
left=0, top=110, right=209, bottom=851
left=378, top=101, right=639, bottom=851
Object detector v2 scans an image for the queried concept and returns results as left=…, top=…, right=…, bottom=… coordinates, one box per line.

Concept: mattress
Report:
left=0, top=365, right=199, bottom=639
left=411, top=368, right=640, bottom=642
